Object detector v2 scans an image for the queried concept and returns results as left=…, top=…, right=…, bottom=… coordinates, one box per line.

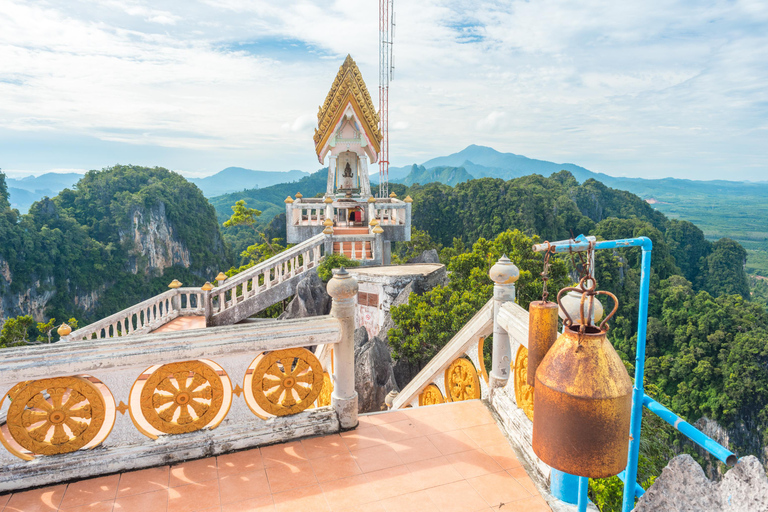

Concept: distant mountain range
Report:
left=188, top=168, right=308, bottom=197
left=4, top=167, right=310, bottom=212
left=6, top=172, right=82, bottom=212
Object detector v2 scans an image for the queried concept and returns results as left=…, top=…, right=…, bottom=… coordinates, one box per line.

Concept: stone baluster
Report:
left=327, top=267, right=359, bottom=428
left=488, top=255, right=520, bottom=394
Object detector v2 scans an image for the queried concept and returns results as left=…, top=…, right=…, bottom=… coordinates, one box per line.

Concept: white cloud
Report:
left=0, top=0, right=766, bottom=180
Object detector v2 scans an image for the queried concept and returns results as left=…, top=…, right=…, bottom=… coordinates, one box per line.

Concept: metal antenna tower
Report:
left=378, top=0, right=394, bottom=198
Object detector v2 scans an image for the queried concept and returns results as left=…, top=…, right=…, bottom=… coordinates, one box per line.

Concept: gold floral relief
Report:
left=251, top=348, right=324, bottom=417
left=444, top=358, right=481, bottom=402
left=419, top=384, right=445, bottom=406
left=5, top=376, right=106, bottom=457
left=514, top=346, right=535, bottom=421
left=139, top=360, right=224, bottom=435
left=316, top=372, right=333, bottom=408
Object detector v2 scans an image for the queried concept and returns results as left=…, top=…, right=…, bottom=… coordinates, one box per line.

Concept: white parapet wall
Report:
left=0, top=315, right=346, bottom=492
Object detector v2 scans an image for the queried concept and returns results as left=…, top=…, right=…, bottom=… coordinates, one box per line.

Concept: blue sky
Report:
left=0, top=0, right=766, bottom=181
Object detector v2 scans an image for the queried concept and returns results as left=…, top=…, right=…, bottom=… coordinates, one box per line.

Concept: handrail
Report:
left=642, top=394, right=737, bottom=466
left=65, top=287, right=204, bottom=341
left=219, top=233, right=326, bottom=290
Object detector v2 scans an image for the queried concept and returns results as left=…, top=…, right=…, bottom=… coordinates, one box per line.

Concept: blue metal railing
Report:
left=537, top=235, right=736, bottom=512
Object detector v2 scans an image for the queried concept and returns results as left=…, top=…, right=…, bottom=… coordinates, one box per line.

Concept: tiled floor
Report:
left=151, top=316, right=206, bottom=333
left=0, top=400, right=550, bottom=512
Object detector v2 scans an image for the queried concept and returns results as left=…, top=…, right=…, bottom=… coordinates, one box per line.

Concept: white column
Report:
left=327, top=268, right=359, bottom=428
left=488, top=255, right=520, bottom=393
left=327, top=155, right=337, bottom=196
left=358, top=154, right=371, bottom=198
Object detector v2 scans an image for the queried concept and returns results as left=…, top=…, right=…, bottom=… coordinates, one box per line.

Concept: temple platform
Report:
left=0, top=400, right=550, bottom=512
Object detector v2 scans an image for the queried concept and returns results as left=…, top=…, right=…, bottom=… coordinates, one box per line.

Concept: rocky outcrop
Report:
left=0, top=275, right=56, bottom=324
left=119, top=202, right=191, bottom=275
left=634, top=454, right=768, bottom=512
left=407, top=249, right=440, bottom=264
left=280, top=270, right=332, bottom=320
left=354, top=327, right=398, bottom=413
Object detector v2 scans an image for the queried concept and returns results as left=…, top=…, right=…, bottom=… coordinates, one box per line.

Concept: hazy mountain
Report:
left=6, top=172, right=83, bottom=212
left=399, top=164, right=474, bottom=187
left=189, top=167, right=308, bottom=197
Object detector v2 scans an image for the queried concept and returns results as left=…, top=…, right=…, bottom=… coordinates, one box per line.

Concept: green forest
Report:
left=381, top=172, right=767, bottom=510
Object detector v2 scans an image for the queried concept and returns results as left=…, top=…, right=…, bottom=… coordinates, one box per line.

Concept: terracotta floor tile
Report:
left=169, top=458, right=218, bottom=487
left=334, top=501, right=386, bottom=512
left=463, top=423, right=508, bottom=448
left=309, top=453, right=362, bottom=482
left=427, top=430, right=478, bottom=455
left=506, top=467, right=539, bottom=495
left=260, top=441, right=308, bottom=468
left=467, top=471, right=531, bottom=507
left=60, top=500, right=115, bottom=512
left=320, top=473, right=380, bottom=510
left=363, top=465, right=421, bottom=500
left=389, top=436, right=442, bottom=465
left=301, top=434, right=349, bottom=460
left=446, top=449, right=504, bottom=479
left=425, top=480, right=490, bottom=512
left=117, top=466, right=170, bottom=497
left=482, top=442, right=521, bottom=470
left=0, top=494, right=10, bottom=508
left=405, top=456, right=463, bottom=490
left=358, top=411, right=408, bottom=426
left=339, top=427, right=387, bottom=451
left=376, top=419, right=424, bottom=443
left=60, top=475, right=120, bottom=509
left=3, top=484, right=66, bottom=512
left=167, top=480, right=220, bottom=512
left=264, top=459, right=317, bottom=494
left=220, top=494, right=275, bottom=512
left=447, top=403, right=494, bottom=429
left=272, top=485, right=329, bottom=512
left=498, top=495, right=551, bottom=512
left=350, top=444, right=403, bottom=473
left=380, top=489, right=439, bottom=512
left=218, top=469, right=271, bottom=504
left=217, top=450, right=263, bottom=477
left=113, top=489, right=168, bottom=512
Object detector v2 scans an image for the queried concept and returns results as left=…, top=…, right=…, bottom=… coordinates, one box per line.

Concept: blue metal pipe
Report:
left=621, top=237, right=652, bottom=512
left=642, top=394, right=737, bottom=466
left=616, top=469, right=646, bottom=498
left=550, top=469, right=580, bottom=504
left=577, top=475, right=589, bottom=512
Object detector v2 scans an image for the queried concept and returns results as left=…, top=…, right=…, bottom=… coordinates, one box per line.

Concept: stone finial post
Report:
left=489, top=255, right=520, bottom=392
left=372, top=224, right=384, bottom=264
left=201, top=281, right=214, bottom=326
left=326, top=267, right=359, bottom=428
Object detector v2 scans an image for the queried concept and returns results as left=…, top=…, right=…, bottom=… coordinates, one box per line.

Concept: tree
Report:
left=0, top=315, right=34, bottom=348
left=36, top=317, right=57, bottom=344
left=223, top=199, right=262, bottom=227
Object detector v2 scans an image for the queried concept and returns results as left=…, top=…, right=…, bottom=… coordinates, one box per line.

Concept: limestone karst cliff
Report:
left=0, top=166, right=228, bottom=327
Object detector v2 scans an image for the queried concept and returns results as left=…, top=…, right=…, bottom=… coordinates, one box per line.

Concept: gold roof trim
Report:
left=314, top=54, right=382, bottom=156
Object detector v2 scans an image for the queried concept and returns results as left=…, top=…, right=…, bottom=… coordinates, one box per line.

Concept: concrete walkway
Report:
left=0, top=400, right=549, bottom=512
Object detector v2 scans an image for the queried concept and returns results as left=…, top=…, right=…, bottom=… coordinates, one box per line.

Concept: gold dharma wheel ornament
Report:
left=139, top=360, right=224, bottom=435
left=444, top=357, right=481, bottom=402
left=514, top=346, right=534, bottom=421
left=251, top=348, right=324, bottom=416
left=5, top=376, right=107, bottom=457
left=419, top=383, right=445, bottom=406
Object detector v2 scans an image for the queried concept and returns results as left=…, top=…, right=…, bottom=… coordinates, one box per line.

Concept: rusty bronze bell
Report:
left=527, top=301, right=559, bottom=387
left=531, top=278, right=633, bottom=478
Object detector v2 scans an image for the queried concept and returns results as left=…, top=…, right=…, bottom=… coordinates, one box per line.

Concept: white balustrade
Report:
left=65, top=287, right=205, bottom=341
